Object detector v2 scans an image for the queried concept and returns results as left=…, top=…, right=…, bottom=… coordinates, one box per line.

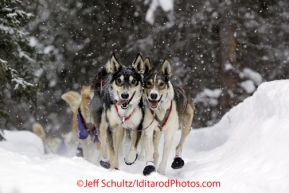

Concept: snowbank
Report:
left=0, top=80, right=289, bottom=193
left=0, top=130, right=44, bottom=156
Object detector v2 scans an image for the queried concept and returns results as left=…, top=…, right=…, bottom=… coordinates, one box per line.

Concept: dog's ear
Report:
left=160, top=60, right=172, bottom=79
left=143, top=57, right=152, bottom=74
left=133, top=54, right=144, bottom=74
left=107, top=53, right=121, bottom=74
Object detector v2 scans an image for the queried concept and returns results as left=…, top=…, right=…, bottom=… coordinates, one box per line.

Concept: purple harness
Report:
left=77, top=109, right=99, bottom=143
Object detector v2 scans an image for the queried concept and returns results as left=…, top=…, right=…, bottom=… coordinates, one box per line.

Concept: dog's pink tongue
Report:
left=150, top=101, right=158, bottom=108
left=118, top=100, right=128, bottom=106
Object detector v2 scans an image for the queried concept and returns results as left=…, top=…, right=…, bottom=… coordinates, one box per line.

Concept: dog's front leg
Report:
left=98, top=113, right=110, bottom=169
left=158, top=129, right=175, bottom=174
left=107, top=127, right=124, bottom=169
left=153, top=131, right=162, bottom=166
left=143, top=127, right=155, bottom=175
left=124, top=128, right=141, bottom=165
left=172, top=104, right=194, bottom=169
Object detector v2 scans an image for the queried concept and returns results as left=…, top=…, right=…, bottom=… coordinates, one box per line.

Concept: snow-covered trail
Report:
left=1, top=80, right=289, bottom=193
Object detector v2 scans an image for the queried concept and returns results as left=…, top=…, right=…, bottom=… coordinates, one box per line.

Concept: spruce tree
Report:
left=0, top=0, right=38, bottom=129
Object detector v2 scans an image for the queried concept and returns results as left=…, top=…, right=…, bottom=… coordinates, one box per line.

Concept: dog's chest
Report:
left=107, top=105, right=142, bottom=129
left=152, top=101, right=179, bottom=131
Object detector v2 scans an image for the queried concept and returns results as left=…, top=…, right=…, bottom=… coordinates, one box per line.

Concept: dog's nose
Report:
left=121, top=93, right=129, bottom=99
left=150, top=93, right=158, bottom=100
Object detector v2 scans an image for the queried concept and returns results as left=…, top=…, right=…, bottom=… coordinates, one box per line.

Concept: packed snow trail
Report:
left=1, top=80, right=289, bottom=193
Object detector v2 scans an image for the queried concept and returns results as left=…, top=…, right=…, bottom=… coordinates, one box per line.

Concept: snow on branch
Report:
left=10, top=68, right=34, bottom=90
left=145, top=0, right=174, bottom=25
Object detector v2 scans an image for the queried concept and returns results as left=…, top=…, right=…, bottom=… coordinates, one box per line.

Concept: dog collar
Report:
left=159, top=92, right=168, bottom=104
left=114, top=104, right=136, bottom=124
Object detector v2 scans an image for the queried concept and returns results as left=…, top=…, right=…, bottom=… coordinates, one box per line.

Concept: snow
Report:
left=145, top=0, right=173, bottom=24
left=224, top=63, right=234, bottom=71
left=1, top=80, right=289, bottom=193
left=195, top=88, right=222, bottom=106
left=203, top=88, right=222, bottom=98
left=240, top=80, right=255, bottom=94
left=44, top=45, right=55, bottom=54
left=11, top=77, right=34, bottom=90
left=159, top=0, right=173, bottom=12
left=0, top=130, right=44, bottom=157
left=242, top=68, right=263, bottom=85
left=0, top=58, right=8, bottom=64
left=30, top=36, right=38, bottom=47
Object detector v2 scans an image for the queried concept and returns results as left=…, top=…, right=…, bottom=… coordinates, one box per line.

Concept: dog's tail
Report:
left=32, top=122, right=46, bottom=140
left=61, top=91, right=81, bottom=112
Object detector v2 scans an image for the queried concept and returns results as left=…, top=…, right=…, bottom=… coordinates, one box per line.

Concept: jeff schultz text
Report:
left=78, top=179, right=221, bottom=188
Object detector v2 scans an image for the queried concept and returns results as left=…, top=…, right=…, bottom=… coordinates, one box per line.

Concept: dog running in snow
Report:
left=141, top=58, right=195, bottom=175
left=32, top=122, right=65, bottom=154
left=90, top=53, right=145, bottom=170
left=61, top=86, right=101, bottom=162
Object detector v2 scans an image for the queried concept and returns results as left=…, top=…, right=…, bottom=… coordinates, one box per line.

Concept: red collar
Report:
left=114, top=104, right=136, bottom=124
left=150, top=100, right=173, bottom=131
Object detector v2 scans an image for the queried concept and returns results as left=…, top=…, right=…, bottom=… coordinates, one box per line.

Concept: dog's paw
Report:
left=124, top=153, right=138, bottom=165
left=76, top=146, right=83, bottom=157
left=171, top=157, right=184, bottom=169
left=100, top=160, right=110, bottom=169
left=143, top=165, right=156, bottom=176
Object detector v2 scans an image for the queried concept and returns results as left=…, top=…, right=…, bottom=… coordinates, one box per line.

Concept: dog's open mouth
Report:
left=118, top=99, right=129, bottom=109
left=148, top=95, right=162, bottom=109
left=117, top=92, right=135, bottom=109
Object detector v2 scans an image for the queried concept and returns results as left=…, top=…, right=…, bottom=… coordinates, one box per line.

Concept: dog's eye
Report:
left=131, top=79, right=137, bottom=85
left=116, top=78, right=122, bottom=85
left=159, top=82, right=164, bottom=87
left=146, top=81, right=152, bottom=87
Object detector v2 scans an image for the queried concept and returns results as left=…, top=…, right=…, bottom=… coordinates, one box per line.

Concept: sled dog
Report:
left=32, top=122, right=64, bottom=154
left=141, top=58, right=195, bottom=175
left=62, top=86, right=100, bottom=162
left=90, top=53, right=145, bottom=169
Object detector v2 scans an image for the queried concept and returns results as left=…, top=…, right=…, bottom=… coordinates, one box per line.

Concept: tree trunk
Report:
left=219, top=1, right=238, bottom=115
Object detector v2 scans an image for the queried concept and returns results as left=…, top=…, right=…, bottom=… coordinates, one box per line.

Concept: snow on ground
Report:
left=1, top=80, right=289, bottom=193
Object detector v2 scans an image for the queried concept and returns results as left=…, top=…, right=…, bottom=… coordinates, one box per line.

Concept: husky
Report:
left=90, top=53, right=145, bottom=170
left=61, top=86, right=100, bottom=162
left=141, top=58, right=195, bottom=175
left=32, top=122, right=65, bottom=154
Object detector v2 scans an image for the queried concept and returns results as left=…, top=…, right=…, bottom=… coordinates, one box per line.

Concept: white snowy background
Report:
left=1, top=80, right=289, bottom=193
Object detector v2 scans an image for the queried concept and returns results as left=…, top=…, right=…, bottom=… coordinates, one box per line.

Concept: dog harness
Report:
left=148, top=91, right=188, bottom=131
left=77, top=108, right=99, bottom=142
left=114, top=104, right=136, bottom=125
left=150, top=100, right=173, bottom=131
left=114, top=102, right=158, bottom=132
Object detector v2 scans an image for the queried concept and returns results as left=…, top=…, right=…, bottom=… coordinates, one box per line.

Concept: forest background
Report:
left=1, top=0, right=288, bottom=136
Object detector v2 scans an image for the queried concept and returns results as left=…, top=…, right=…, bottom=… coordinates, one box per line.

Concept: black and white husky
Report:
left=90, top=54, right=145, bottom=169
left=141, top=58, right=195, bottom=175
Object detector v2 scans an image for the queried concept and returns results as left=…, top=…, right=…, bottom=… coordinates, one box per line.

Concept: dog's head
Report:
left=107, top=53, right=145, bottom=109
left=143, top=58, right=172, bottom=109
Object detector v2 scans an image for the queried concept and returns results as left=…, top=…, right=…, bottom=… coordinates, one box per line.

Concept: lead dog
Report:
left=142, top=58, right=195, bottom=175
left=90, top=54, right=145, bottom=169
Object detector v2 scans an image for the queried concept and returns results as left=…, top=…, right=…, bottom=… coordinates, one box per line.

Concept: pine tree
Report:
left=0, top=0, right=38, bottom=129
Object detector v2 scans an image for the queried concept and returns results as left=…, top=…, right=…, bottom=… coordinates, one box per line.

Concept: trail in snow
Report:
left=1, top=80, right=289, bottom=193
